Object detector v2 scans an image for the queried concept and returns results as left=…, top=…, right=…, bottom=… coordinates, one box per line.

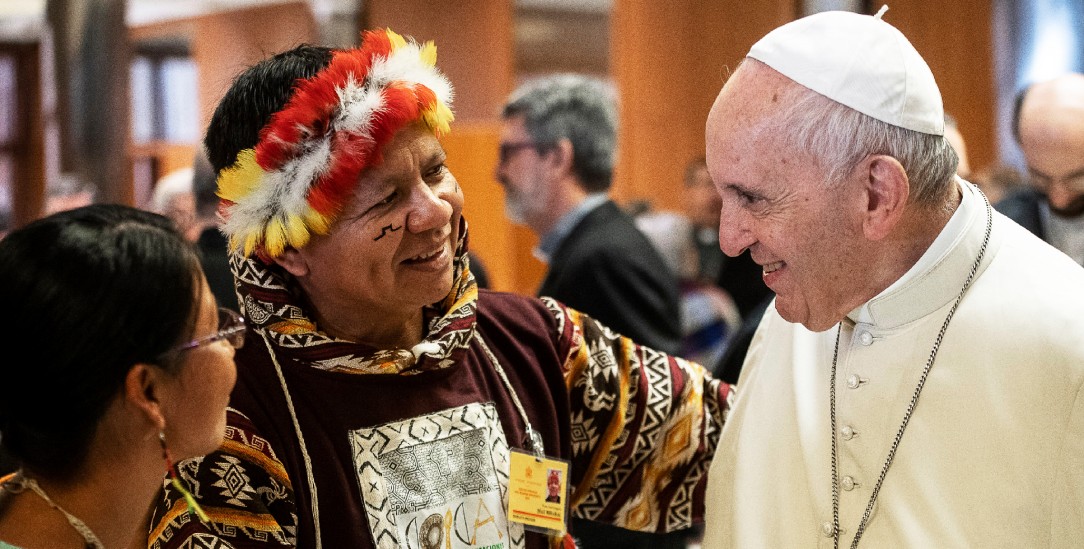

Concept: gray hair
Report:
left=778, top=84, right=959, bottom=205
left=502, top=74, right=618, bottom=192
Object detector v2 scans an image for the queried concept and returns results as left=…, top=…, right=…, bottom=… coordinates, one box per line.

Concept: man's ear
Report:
left=273, top=246, right=309, bottom=278
left=124, top=363, right=166, bottom=431
left=862, top=154, right=909, bottom=241
left=544, top=138, right=575, bottom=177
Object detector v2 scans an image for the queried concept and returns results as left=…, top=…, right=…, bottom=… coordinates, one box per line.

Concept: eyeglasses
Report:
left=498, top=142, right=547, bottom=165
left=166, top=307, right=247, bottom=355
left=1029, top=167, right=1084, bottom=195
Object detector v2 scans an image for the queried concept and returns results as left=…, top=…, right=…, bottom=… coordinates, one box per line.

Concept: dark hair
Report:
left=205, top=45, right=335, bottom=174
left=192, top=147, right=219, bottom=217
left=0, top=204, right=203, bottom=479
left=1011, top=83, right=1033, bottom=145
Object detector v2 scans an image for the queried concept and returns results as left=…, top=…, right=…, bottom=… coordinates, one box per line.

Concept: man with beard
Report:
left=998, top=73, right=1084, bottom=265
left=496, top=75, right=681, bottom=357
left=496, top=74, right=685, bottom=549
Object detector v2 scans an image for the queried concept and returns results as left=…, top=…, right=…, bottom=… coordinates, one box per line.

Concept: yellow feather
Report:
left=420, top=41, right=437, bottom=66
left=386, top=28, right=406, bottom=50
left=264, top=217, right=287, bottom=258
left=424, top=102, right=455, bottom=136
left=303, top=206, right=332, bottom=235
left=284, top=213, right=310, bottom=249
left=216, top=149, right=264, bottom=202
left=242, top=232, right=259, bottom=258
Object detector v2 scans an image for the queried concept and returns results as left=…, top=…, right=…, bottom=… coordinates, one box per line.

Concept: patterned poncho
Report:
left=147, top=219, right=734, bottom=549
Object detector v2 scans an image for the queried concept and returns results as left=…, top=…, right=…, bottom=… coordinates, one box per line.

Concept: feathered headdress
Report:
left=216, top=28, right=455, bottom=259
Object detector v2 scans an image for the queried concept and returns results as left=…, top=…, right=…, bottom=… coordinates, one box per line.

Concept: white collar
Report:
left=850, top=178, right=979, bottom=325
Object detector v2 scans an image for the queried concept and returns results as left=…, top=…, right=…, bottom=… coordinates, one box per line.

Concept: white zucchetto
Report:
left=747, top=7, right=945, bottom=136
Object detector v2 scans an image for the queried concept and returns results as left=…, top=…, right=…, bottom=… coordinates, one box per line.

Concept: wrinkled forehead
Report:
left=709, top=62, right=797, bottom=148
left=711, top=62, right=797, bottom=125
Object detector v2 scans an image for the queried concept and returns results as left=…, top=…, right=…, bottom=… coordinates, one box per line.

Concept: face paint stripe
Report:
left=373, top=224, right=403, bottom=241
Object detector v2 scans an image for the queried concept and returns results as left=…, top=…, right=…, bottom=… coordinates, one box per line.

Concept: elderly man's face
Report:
left=1018, top=77, right=1084, bottom=218
left=705, top=63, right=867, bottom=332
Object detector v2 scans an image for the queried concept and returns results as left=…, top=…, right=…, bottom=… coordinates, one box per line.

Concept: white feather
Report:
left=367, top=44, right=453, bottom=106
left=336, top=81, right=384, bottom=139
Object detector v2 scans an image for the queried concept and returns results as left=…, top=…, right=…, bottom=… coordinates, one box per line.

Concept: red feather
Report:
left=414, top=83, right=437, bottom=110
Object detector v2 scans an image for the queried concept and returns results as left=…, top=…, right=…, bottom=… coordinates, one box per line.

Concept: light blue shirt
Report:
left=534, top=193, right=610, bottom=263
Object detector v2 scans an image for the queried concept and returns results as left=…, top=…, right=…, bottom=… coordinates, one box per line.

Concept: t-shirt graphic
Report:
left=349, top=402, right=524, bottom=549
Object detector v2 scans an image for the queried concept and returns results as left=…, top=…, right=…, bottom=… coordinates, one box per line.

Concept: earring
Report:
left=159, top=431, right=209, bottom=522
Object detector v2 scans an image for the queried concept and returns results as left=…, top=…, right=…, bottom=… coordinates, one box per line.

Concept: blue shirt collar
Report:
left=534, top=193, right=610, bottom=263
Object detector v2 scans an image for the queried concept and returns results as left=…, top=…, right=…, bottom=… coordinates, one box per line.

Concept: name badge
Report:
left=507, top=449, right=569, bottom=535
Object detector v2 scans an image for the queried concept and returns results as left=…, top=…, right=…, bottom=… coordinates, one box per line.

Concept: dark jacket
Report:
left=196, top=227, right=239, bottom=311
left=538, top=200, right=681, bottom=355
left=995, top=187, right=1046, bottom=241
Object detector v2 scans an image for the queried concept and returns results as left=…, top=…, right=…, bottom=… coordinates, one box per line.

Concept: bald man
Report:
left=997, top=73, right=1084, bottom=265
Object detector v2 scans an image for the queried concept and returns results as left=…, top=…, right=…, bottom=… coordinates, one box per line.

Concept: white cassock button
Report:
left=841, top=476, right=857, bottom=491
left=822, top=521, right=835, bottom=537
left=847, top=374, right=862, bottom=389
left=859, top=331, right=874, bottom=345
left=841, top=425, right=855, bottom=440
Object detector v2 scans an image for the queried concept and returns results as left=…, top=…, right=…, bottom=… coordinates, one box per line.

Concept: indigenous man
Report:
left=147, top=30, right=731, bottom=549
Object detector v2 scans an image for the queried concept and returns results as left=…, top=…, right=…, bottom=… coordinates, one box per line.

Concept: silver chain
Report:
left=2, top=470, right=105, bottom=549
left=831, top=190, right=993, bottom=548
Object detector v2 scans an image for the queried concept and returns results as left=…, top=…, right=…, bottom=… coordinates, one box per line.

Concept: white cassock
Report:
left=704, top=181, right=1084, bottom=548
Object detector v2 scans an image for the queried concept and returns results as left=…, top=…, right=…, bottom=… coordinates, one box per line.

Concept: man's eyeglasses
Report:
left=165, top=307, right=246, bottom=355
left=1029, top=166, right=1084, bottom=194
left=498, top=142, right=547, bottom=165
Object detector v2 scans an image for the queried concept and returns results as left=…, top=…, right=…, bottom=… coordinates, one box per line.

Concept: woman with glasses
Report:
left=0, top=204, right=240, bottom=549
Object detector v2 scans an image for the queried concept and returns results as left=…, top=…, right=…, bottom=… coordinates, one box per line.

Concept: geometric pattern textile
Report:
left=349, top=402, right=524, bottom=549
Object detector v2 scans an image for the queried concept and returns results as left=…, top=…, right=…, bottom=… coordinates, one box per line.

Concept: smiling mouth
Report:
left=404, top=246, right=445, bottom=264
left=763, top=261, right=784, bottom=274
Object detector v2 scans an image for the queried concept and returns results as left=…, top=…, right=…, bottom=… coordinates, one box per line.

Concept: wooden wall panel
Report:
left=131, top=2, right=317, bottom=136
left=880, top=0, right=997, bottom=174
left=190, top=3, right=317, bottom=132
left=9, top=43, right=45, bottom=228
left=366, top=0, right=515, bottom=123
left=611, top=0, right=795, bottom=212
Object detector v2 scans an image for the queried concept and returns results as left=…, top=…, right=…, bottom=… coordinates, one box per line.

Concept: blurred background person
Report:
left=997, top=73, right=1084, bottom=265
left=498, top=75, right=685, bottom=548
left=0, top=204, right=238, bottom=549
left=682, top=157, right=772, bottom=384
left=634, top=210, right=741, bottom=369
left=497, top=74, right=681, bottom=356
left=44, top=173, right=95, bottom=216
left=191, top=148, right=238, bottom=312
left=151, top=167, right=200, bottom=242
left=971, top=163, right=1025, bottom=205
